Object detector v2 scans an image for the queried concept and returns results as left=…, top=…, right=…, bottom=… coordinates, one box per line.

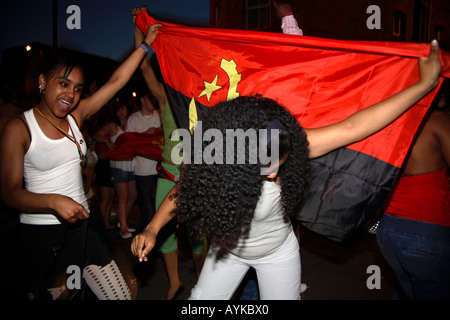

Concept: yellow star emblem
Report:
left=198, top=74, right=222, bottom=102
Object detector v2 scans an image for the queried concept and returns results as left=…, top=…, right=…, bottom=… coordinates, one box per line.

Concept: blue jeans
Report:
left=135, top=175, right=157, bottom=230
left=377, top=214, right=450, bottom=300
left=240, top=268, right=260, bottom=300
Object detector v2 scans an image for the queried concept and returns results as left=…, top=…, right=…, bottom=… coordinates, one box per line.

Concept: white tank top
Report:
left=229, top=180, right=292, bottom=259
left=20, top=108, right=88, bottom=225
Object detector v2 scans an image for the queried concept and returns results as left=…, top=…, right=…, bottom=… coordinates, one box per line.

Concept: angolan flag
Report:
left=136, top=12, right=449, bottom=242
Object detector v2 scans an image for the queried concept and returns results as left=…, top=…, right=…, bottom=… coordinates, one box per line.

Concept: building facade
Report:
left=210, top=0, right=450, bottom=49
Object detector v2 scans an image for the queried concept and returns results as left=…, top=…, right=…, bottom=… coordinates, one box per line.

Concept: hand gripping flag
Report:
left=136, top=12, right=449, bottom=242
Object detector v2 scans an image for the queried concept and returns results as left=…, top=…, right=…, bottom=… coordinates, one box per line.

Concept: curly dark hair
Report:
left=173, top=95, right=310, bottom=250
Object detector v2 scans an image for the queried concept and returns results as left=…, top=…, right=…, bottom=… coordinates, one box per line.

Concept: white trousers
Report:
left=189, top=230, right=301, bottom=300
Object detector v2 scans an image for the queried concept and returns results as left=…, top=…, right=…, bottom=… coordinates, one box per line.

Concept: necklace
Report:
left=34, top=106, right=86, bottom=165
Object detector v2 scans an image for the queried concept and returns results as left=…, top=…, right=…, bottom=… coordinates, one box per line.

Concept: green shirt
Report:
left=161, top=101, right=181, bottom=164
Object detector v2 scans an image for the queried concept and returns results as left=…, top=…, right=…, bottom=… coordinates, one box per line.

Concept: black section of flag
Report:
left=298, top=147, right=398, bottom=242
left=165, top=84, right=209, bottom=130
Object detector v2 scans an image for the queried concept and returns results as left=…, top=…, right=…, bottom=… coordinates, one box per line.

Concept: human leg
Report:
left=126, top=179, right=138, bottom=223
left=189, top=246, right=250, bottom=300
left=114, top=181, right=131, bottom=238
left=162, top=248, right=183, bottom=299
left=83, top=260, right=131, bottom=300
left=99, top=185, right=114, bottom=229
left=240, top=269, right=260, bottom=300
left=376, top=216, right=411, bottom=299
left=186, top=222, right=207, bottom=279
left=60, top=221, right=131, bottom=300
left=21, top=219, right=131, bottom=300
left=155, top=172, right=183, bottom=299
left=18, top=223, right=67, bottom=299
left=192, top=252, right=205, bottom=279
left=254, top=231, right=301, bottom=300
left=135, top=174, right=157, bottom=231
left=95, top=159, right=115, bottom=229
left=110, top=166, right=136, bottom=238
left=377, top=214, right=450, bottom=300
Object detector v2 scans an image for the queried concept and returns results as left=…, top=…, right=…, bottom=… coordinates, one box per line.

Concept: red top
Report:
left=385, top=168, right=450, bottom=226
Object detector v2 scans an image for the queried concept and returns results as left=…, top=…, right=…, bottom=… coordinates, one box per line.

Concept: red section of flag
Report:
left=136, top=12, right=448, bottom=168
left=104, top=132, right=163, bottom=161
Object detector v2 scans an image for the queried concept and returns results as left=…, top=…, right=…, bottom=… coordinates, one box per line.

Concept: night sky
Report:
left=0, top=0, right=210, bottom=62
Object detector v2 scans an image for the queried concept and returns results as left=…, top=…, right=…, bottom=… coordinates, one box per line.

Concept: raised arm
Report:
left=306, top=40, right=441, bottom=159
left=72, top=23, right=162, bottom=124
left=273, top=0, right=303, bottom=35
left=131, top=183, right=180, bottom=261
left=132, top=7, right=168, bottom=110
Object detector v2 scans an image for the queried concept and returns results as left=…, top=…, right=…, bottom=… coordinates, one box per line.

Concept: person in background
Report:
left=273, top=0, right=303, bottom=35
left=132, top=6, right=207, bottom=300
left=92, top=103, right=116, bottom=230
left=377, top=86, right=450, bottom=300
left=126, top=92, right=161, bottom=233
left=95, top=100, right=137, bottom=239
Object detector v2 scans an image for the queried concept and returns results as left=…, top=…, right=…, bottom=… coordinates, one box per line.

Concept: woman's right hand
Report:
left=131, top=229, right=157, bottom=262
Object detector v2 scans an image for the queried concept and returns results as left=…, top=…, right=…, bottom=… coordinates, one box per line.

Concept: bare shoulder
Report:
left=2, top=115, right=27, bottom=137
left=0, top=115, right=31, bottom=161
left=1, top=115, right=29, bottom=142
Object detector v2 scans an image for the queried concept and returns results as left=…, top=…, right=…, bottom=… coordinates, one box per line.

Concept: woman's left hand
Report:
left=145, top=23, right=163, bottom=46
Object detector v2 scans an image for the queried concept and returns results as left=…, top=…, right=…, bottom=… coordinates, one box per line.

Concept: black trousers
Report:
left=18, top=205, right=112, bottom=299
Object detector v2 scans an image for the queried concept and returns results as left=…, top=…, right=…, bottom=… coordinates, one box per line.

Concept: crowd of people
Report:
left=0, top=1, right=448, bottom=301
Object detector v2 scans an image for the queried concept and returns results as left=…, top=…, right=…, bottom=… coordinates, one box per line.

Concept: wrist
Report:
left=144, top=224, right=158, bottom=236
left=139, top=40, right=156, bottom=58
left=406, top=82, right=435, bottom=106
left=47, top=194, right=60, bottom=212
left=416, top=78, right=439, bottom=94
